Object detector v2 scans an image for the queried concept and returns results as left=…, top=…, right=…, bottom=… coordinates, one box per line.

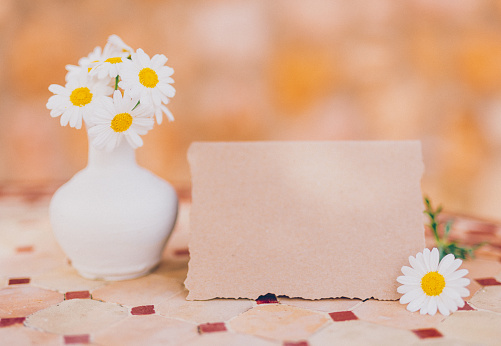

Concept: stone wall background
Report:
left=1, top=0, right=501, bottom=219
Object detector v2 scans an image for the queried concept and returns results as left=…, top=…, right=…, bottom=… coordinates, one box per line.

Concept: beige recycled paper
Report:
left=185, top=141, right=425, bottom=300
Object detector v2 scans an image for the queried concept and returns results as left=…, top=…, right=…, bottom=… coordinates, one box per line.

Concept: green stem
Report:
left=115, top=76, right=119, bottom=90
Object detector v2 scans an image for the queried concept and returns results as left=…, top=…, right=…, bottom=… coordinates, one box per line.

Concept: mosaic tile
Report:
left=0, top=317, right=26, bottom=327
left=475, top=277, right=501, bottom=286
left=64, top=334, right=90, bottom=344
left=438, top=311, right=501, bottom=345
left=457, top=302, right=475, bottom=311
left=257, top=293, right=279, bottom=304
left=308, top=320, right=418, bottom=346
left=0, top=324, right=60, bottom=345
left=156, top=290, right=253, bottom=324
left=283, top=341, right=309, bottom=346
left=198, top=322, right=227, bottom=333
left=8, top=277, right=30, bottom=285
left=328, top=310, right=358, bottom=322
left=412, top=328, right=443, bottom=339
left=25, top=298, right=128, bottom=334
left=65, top=291, right=91, bottom=300
left=93, top=315, right=197, bottom=346
left=184, top=332, right=279, bottom=346
left=469, top=286, right=501, bottom=313
left=92, top=273, right=184, bottom=307
left=16, top=246, right=34, bottom=253
left=352, top=300, right=446, bottom=330
left=229, top=304, right=329, bottom=341
left=31, top=264, right=107, bottom=292
left=278, top=297, right=361, bottom=313
left=0, top=286, right=64, bottom=318
left=131, top=305, right=155, bottom=315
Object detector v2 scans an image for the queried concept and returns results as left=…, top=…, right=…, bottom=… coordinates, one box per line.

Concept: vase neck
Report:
left=87, top=136, right=137, bottom=170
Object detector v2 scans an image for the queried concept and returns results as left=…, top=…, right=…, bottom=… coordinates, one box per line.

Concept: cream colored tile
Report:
left=438, top=311, right=501, bottom=346
left=0, top=252, right=66, bottom=277
left=94, top=315, right=197, bottom=346
left=469, top=286, right=501, bottom=313
left=0, top=325, right=61, bottom=346
left=92, top=273, right=184, bottom=307
left=25, top=299, right=128, bottom=334
left=185, top=332, right=279, bottom=346
left=156, top=290, right=253, bottom=324
left=308, top=320, right=418, bottom=346
left=279, top=297, right=361, bottom=313
left=229, top=304, right=329, bottom=341
left=0, top=286, right=64, bottom=318
left=353, top=300, right=446, bottom=330
left=31, top=264, right=107, bottom=293
left=412, top=338, right=483, bottom=346
left=154, top=261, right=189, bottom=282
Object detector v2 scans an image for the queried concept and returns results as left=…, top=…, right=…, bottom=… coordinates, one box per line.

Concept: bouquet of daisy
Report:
left=46, top=35, right=175, bottom=152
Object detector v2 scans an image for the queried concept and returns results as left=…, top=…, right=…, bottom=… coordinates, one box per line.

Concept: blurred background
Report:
left=1, top=0, right=501, bottom=220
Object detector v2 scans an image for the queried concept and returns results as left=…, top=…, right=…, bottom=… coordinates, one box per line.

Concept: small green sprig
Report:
left=424, top=197, right=485, bottom=260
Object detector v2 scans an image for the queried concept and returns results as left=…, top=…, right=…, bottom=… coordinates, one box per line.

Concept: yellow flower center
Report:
left=70, top=87, right=93, bottom=107
left=111, top=112, right=132, bottom=132
left=139, top=67, right=159, bottom=88
left=421, top=272, right=446, bottom=296
left=105, top=57, right=123, bottom=64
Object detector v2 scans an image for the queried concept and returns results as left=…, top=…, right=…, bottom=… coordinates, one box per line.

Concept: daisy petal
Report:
left=397, top=275, right=420, bottom=285
left=409, top=255, right=426, bottom=274
left=400, top=288, right=423, bottom=304
left=430, top=248, right=440, bottom=271
left=401, top=266, right=420, bottom=278
left=438, top=253, right=455, bottom=275
left=441, top=258, right=463, bottom=277
left=445, top=269, right=469, bottom=281
left=436, top=296, right=450, bottom=316
left=427, top=296, right=438, bottom=316
left=397, top=284, right=419, bottom=294
left=406, top=292, right=426, bottom=312
left=420, top=296, right=431, bottom=315
left=422, top=248, right=431, bottom=272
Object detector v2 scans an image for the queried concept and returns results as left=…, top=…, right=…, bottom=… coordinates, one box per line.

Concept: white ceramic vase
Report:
left=50, top=134, right=178, bottom=281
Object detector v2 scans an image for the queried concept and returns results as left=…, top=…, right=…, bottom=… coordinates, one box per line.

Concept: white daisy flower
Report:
left=397, top=248, right=470, bottom=316
left=65, top=46, right=103, bottom=82
left=118, top=48, right=175, bottom=124
left=89, top=35, right=133, bottom=80
left=88, top=90, right=154, bottom=152
left=47, top=70, right=113, bottom=129
left=106, top=34, right=134, bottom=56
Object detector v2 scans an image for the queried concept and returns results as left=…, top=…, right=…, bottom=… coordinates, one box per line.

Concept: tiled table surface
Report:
left=1, top=187, right=501, bottom=345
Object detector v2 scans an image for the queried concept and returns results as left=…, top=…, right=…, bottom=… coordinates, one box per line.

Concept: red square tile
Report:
left=329, top=311, right=358, bottom=322
left=256, top=293, right=278, bottom=304
left=16, top=246, right=34, bottom=253
left=412, top=328, right=443, bottom=339
left=65, top=291, right=91, bottom=300
left=475, top=278, right=501, bottom=286
left=64, top=334, right=90, bottom=344
left=131, top=305, right=155, bottom=315
left=284, top=341, right=309, bottom=346
left=8, top=278, right=30, bottom=285
left=174, top=248, right=190, bottom=256
left=0, top=317, right=26, bottom=327
left=458, top=302, right=475, bottom=311
left=198, top=322, right=227, bottom=334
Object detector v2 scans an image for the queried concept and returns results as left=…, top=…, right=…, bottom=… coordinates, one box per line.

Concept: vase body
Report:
left=50, top=136, right=178, bottom=280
